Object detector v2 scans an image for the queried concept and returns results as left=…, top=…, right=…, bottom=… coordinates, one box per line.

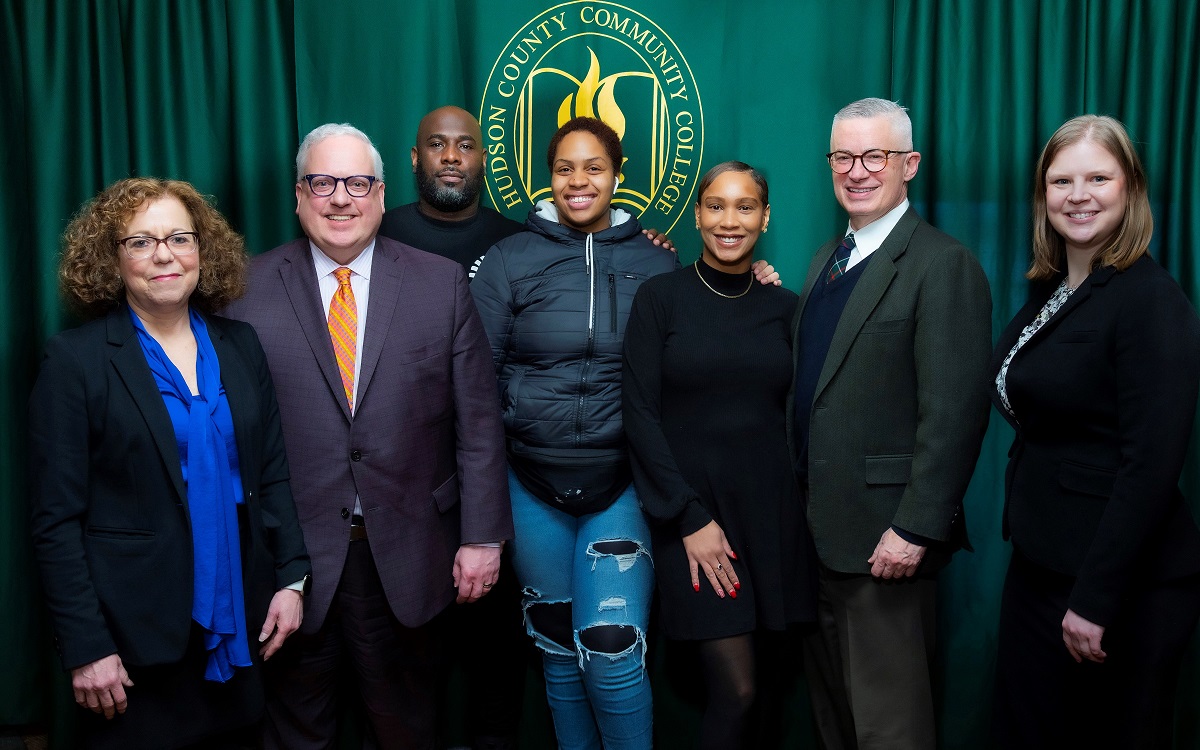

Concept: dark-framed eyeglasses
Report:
left=826, top=149, right=912, bottom=174
left=302, top=174, right=378, bottom=197
left=116, top=232, right=199, bottom=260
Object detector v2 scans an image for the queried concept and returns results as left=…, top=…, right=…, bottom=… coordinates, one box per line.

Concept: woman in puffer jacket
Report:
left=470, top=117, right=676, bottom=749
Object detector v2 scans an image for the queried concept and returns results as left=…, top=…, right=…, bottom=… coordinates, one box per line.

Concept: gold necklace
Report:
left=695, top=261, right=753, bottom=299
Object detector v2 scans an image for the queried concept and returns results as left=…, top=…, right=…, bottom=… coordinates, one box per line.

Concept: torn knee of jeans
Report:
left=586, top=538, right=650, bottom=572
left=526, top=600, right=574, bottom=652
left=577, top=623, right=643, bottom=656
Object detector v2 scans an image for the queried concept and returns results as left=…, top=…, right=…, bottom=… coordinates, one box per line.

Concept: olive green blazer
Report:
left=786, top=207, right=992, bottom=575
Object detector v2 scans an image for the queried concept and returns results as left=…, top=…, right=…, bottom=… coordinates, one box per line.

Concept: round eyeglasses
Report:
left=826, top=149, right=912, bottom=174
left=116, top=232, right=199, bottom=260
left=303, top=174, right=378, bottom=197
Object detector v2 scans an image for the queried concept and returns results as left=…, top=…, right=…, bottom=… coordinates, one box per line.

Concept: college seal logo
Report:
left=480, top=2, right=704, bottom=233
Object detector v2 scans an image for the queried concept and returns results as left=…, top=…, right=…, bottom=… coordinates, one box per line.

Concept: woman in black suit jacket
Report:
left=991, top=116, right=1200, bottom=748
left=30, top=178, right=311, bottom=749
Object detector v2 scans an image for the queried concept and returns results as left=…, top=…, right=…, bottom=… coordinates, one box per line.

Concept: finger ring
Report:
left=482, top=583, right=493, bottom=588
left=716, top=563, right=723, bottom=571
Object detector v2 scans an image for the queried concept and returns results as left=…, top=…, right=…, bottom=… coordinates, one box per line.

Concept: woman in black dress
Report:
left=623, top=161, right=816, bottom=747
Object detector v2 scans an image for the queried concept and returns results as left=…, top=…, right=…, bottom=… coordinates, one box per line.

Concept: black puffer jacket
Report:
left=471, top=201, right=679, bottom=459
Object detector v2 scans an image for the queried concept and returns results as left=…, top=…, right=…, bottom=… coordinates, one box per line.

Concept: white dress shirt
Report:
left=310, top=241, right=374, bottom=412
left=843, top=198, right=910, bottom=271
left=311, top=241, right=374, bottom=516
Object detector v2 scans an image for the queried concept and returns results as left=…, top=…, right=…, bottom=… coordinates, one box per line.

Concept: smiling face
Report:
left=1044, top=139, right=1128, bottom=260
left=830, top=115, right=920, bottom=230
left=296, top=134, right=385, bottom=264
left=695, top=171, right=770, bottom=274
left=118, top=196, right=200, bottom=318
left=412, top=106, right=486, bottom=219
left=551, top=130, right=615, bottom=234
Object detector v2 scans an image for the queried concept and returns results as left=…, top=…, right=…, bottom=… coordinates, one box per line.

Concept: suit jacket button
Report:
left=350, top=450, right=362, bottom=462
left=340, top=508, right=350, bottom=519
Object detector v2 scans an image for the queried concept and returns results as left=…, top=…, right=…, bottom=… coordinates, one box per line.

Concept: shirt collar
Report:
left=309, top=239, right=375, bottom=281
left=844, top=199, right=910, bottom=259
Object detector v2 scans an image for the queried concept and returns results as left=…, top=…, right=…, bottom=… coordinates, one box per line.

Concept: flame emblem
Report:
left=481, top=2, right=704, bottom=233
left=557, top=48, right=627, bottom=141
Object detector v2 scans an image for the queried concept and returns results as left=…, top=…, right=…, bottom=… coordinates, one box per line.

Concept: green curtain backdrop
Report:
left=3, top=1, right=1198, bottom=747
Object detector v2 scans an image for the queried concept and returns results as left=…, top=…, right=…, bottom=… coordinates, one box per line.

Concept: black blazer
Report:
left=990, top=255, right=1200, bottom=627
left=29, top=306, right=311, bottom=672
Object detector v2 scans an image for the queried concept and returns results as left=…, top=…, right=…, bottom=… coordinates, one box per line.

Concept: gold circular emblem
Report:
left=480, top=2, right=704, bottom=233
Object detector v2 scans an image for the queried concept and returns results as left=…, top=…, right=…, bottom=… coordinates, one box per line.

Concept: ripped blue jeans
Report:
left=507, top=468, right=654, bottom=750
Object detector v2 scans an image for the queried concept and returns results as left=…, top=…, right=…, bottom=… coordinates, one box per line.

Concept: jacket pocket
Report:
left=861, top=318, right=908, bottom=334
left=394, top=341, right=443, bottom=364
left=1058, top=460, right=1116, bottom=498
left=864, top=454, right=913, bottom=485
left=503, top=367, right=526, bottom=415
left=1056, top=329, right=1099, bottom=344
left=86, top=526, right=155, bottom=540
left=432, top=473, right=461, bottom=513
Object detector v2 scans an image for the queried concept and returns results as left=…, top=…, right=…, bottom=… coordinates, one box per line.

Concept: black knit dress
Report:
left=623, top=260, right=817, bottom=640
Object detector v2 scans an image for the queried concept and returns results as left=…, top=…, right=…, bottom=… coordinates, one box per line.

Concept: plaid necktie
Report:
left=827, top=234, right=856, bottom=282
left=328, top=267, right=357, bottom=410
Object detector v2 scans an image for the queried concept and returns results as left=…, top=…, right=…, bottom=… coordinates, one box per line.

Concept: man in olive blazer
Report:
left=225, top=124, right=511, bottom=749
left=787, top=99, right=991, bottom=749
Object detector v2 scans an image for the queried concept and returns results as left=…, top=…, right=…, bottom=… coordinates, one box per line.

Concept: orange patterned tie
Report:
left=328, top=267, right=357, bottom=410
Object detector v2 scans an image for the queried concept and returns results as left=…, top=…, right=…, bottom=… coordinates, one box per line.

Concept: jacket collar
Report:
left=795, top=207, right=920, bottom=404
left=106, top=305, right=189, bottom=506
left=275, top=235, right=406, bottom=420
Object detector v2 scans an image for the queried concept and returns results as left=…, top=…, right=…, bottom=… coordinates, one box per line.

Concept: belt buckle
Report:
left=350, top=515, right=367, bottom=541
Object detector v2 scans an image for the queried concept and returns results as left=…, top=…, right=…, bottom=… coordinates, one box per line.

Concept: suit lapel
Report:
left=358, top=239, right=405, bottom=404
left=106, top=309, right=189, bottom=507
left=208, top=316, right=257, bottom=483
left=1014, top=266, right=1115, bottom=349
left=278, top=242, right=353, bottom=422
left=811, top=208, right=919, bottom=402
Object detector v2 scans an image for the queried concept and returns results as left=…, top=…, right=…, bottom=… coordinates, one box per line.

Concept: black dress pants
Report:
left=993, top=551, right=1200, bottom=750
left=263, top=538, right=441, bottom=750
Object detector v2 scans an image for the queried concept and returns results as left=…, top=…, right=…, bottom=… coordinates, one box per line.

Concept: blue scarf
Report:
left=131, top=307, right=251, bottom=682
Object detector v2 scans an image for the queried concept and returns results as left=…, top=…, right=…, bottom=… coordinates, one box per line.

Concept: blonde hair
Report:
left=1028, top=115, right=1152, bottom=281
left=60, top=178, right=247, bottom=317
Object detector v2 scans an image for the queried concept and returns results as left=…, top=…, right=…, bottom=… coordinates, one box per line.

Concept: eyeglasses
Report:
left=826, top=149, right=913, bottom=174
left=116, top=232, right=199, bottom=260
left=302, top=174, right=378, bottom=197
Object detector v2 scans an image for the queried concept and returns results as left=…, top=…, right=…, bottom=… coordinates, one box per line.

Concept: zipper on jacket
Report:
left=576, top=233, right=597, bottom=447
left=608, top=274, right=617, bottom=333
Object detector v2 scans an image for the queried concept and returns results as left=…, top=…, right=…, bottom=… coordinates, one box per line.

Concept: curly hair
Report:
left=60, top=177, right=248, bottom=317
left=545, top=117, right=623, bottom=177
left=1028, top=115, right=1152, bottom=281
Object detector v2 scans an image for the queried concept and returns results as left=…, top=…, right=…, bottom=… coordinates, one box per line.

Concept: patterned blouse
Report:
left=996, top=279, right=1076, bottom=419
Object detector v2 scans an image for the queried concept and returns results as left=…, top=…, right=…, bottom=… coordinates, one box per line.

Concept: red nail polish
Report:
left=729, top=551, right=738, bottom=560
left=734, top=581, right=741, bottom=591
left=693, top=582, right=700, bottom=592
left=730, top=589, right=737, bottom=599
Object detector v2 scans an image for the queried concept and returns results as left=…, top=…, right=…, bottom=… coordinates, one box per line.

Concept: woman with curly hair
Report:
left=30, top=177, right=310, bottom=749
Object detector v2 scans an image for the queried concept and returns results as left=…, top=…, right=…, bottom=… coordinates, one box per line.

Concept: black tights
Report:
left=697, top=633, right=756, bottom=750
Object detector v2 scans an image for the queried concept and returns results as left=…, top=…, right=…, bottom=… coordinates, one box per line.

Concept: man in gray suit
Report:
left=226, top=123, right=512, bottom=749
left=788, top=98, right=991, bottom=749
